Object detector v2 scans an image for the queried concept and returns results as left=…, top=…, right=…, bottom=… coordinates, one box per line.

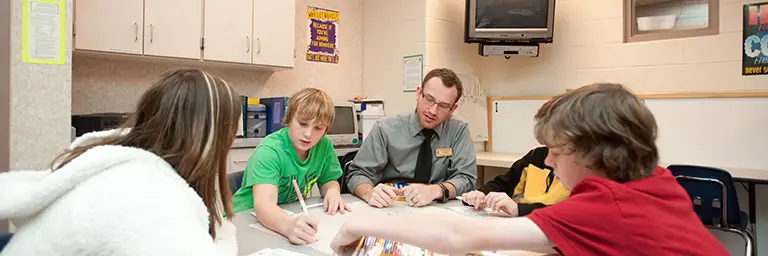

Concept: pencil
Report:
left=291, top=179, right=309, bottom=215
left=291, top=179, right=317, bottom=241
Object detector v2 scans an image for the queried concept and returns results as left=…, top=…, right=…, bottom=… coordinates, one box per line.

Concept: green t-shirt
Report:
left=232, top=128, right=343, bottom=214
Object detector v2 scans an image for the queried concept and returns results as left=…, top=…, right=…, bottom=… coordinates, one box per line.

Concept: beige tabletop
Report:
left=232, top=194, right=543, bottom=256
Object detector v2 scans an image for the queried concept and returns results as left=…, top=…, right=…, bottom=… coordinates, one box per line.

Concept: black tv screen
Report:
left=465, top=0, right=556, bottom=43
left=475, top=0, right=549, bottom=29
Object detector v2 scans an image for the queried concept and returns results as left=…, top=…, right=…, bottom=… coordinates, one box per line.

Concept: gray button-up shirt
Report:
left=346, top=111, right=477, bottom=195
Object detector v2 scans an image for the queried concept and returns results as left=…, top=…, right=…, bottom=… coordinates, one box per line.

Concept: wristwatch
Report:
left=437, top=183, right=450, bottom=203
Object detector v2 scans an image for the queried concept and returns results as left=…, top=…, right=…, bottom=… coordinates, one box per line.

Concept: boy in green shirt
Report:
left=232, top=88, right=348, bottom=245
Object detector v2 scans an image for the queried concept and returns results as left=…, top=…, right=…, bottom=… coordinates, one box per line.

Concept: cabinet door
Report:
left=144, top=0, right=202, bottom=59
left=253, top=0, right=295, bottom=67
left=74, top=0, right=143, bottom=54
left=203, top=0, right=253, bottom=64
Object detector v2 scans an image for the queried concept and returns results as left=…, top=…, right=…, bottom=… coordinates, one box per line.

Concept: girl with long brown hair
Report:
left=0, top=69, right=241, bottom=255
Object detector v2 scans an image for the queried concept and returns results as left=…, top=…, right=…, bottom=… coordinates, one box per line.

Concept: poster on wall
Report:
left=743, top=2, right=768, bottom=75
left=402, top=55, right=423, bottom=92
left=306, top=6, right=339, bottom=64
left=22, top=0, right=66, bottom=65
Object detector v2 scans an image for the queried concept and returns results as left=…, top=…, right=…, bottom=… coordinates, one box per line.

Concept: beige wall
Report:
left=361, top=0, right=426, bottom=116
left=1, top=0, right=9, bottom=234
left=72, top=0, right=363, bottom=115
left=480, top=0, right=768, bottom=96
left=10, top=0, right=73, bottom=170
left=424, top=0, right=488, bottom=141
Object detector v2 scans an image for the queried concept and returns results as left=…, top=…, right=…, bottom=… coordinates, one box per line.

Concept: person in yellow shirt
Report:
left=461, top=146, right=569, bottom=216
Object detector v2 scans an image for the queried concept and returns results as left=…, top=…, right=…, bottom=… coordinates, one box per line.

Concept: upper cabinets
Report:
left=74, top=0, right=296, bottom=68
left=73, top=0, right=144, bottom=55
left=253, top=0, right=295, bottom=67
left=144, top=0, right=202, bottom=60
left=204, top=0, right=253, bottom=64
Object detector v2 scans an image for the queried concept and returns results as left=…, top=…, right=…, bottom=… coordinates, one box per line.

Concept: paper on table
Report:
left=249, top=201, right=453, bottom=255
left=448, top=206, right=511, bottom=217
left=247, top=248, right=309, bottom=256
left=251, top=208, right=296, bottom=218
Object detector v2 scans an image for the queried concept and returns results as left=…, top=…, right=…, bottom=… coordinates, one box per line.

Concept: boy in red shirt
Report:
left=330, top=83, right=729, bottom=255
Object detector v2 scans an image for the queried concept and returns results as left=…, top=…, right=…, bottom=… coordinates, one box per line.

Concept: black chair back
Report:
left=227, top=170, right=246, bottom=195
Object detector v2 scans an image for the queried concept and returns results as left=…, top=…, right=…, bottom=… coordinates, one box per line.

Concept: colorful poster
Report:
left=743, top=2, right=768, bottom=75
left=306, top=6, right=339, bottom=64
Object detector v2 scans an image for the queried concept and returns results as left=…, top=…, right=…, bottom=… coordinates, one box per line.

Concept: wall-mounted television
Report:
left=464, top=0, right=556, bottom=44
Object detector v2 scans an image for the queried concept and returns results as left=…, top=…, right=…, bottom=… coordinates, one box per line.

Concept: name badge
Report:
left=435, top=147, right=453, bottom=157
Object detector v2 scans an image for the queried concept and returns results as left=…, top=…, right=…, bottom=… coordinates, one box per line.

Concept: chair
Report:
left=227, top=170, right=245, bottom=194
left=667, top=164, right=754, bottom=256
left=337, top=150, right=358, bottom=194
left=0, top=232, right=12, bottom=252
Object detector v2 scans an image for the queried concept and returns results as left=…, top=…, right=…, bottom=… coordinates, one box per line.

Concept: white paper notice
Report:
left=403, top=54, right=423, bottom=92
left=22, top=0, right=65, bottom=64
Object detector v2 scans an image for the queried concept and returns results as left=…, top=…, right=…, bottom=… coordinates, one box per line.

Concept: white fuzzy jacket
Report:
left=0, top=129, right=238, bottom=256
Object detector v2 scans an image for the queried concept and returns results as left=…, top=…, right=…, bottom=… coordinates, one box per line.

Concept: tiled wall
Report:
left=479, top=0, right=768, bottom=96
left=425, top=0, right=488, bottom=141
left=361, top=0, right=426, bottom=116
left=72, top=0, right=363, bottom=115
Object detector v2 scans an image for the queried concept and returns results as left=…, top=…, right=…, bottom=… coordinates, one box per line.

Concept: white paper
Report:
left=250, top=208, right=296, bottom=218
left=448, top=206, right=511, bottom=217
left=24, top=0, right=63, bottom=63
left=247, top=248, right=308, bottom=256
left=248, top=201, right=452, bottom=255
left=403, top=55, right=423, bottom=92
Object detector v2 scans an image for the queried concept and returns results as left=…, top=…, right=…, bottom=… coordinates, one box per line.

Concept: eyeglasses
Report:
left=421, top=93, right=454, bottom=112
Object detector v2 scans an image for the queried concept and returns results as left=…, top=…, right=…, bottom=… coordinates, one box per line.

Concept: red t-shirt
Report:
left=527, top=166, right=728, bottom=256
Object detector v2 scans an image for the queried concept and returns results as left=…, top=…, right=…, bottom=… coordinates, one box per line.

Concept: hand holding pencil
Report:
left=285, top=179, right=319, bottom=245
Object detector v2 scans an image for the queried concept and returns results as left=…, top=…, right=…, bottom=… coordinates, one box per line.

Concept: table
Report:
left=232, top=194, right=543, bottom=256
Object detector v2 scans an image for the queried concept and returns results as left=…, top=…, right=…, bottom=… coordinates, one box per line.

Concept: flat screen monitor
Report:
left=328, top=104, right=359, bottom=145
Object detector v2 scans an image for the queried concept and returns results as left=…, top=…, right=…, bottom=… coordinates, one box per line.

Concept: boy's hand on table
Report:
left=402, top=184, right=439, bottom=207
left=461, top=190, right=487, bottom=209
left=365, top=184, right=398, bottom=208
left=286, top=214, right=319, bottom=245
left=484, top=192, right=519, bottom=216
left=324, top=189, right=351, bottom=215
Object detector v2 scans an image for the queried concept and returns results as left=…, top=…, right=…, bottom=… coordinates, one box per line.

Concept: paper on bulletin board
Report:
left=403, top=54, right=423, bottom=92
left=306, top=6, right=339, bottom=64
left=22, top=0, right=66, bottom=65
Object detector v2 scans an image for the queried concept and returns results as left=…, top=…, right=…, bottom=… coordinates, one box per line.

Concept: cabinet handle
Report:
left=233, top=160, right=248, bottom=164
left=246, top=36, right=250, bottom=53
left=149, top=24, right=154, bottom=43
left=133, top=22, right=138, bottom=42
left=256, top=37, right=261, bottom=54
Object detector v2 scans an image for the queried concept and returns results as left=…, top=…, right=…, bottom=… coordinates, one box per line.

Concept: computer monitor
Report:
left=328, top=102, right=360, bottom=145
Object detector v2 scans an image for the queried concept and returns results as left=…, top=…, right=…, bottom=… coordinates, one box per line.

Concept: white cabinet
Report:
left=144, top=0, right=202, bottom=60
left=74, top=0, right=296, bottom=68
left=203, top=0, right=253, bottom=64
left=228, top=148, right=254, bottom=174
left=253, top=0, right=296, bottom=67
left=74, top=0, right=143, bottom=54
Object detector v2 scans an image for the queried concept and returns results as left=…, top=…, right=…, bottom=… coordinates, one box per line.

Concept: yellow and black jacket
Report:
left=476, top=147, right=570, bottom=216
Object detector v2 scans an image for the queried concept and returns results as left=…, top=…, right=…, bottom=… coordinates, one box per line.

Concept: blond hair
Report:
left=533, top=83, right=659, bottom=183
left=53, top=69, right=240, bottom=238
left=284, top=87, right=335, bottom=128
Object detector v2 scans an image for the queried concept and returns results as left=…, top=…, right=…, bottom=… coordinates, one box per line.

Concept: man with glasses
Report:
left=346, top=68, right=477, bottom=208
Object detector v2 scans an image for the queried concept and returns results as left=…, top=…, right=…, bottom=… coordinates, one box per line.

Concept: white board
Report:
left=490, top=96, right=768, bottom=171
